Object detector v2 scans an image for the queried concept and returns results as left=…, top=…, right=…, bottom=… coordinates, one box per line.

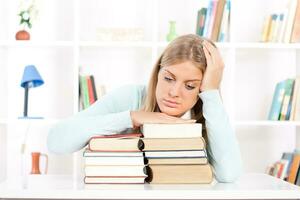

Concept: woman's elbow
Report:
left=215, top=161, right=243, bottom=183
left=47, top=126, right=77, bottom=154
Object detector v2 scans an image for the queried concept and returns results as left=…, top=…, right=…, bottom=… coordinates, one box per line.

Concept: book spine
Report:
left=268, top=81, right=286, bottom=120
left=87, top=76, right=95, bottom=105
left=199, top=8, right=207, bottom=36
left=279, top=79, right=294, bottom=120
left=291, top=0, right=300, bottom=42
left=207, top=0, right=218, bottom=39
left=90, top=75, right=98, bottom=101
left=203, top=0, right=214, bottom=37
left=284, top=0, right=298, bottom=43
left=218, top=0, right=230, bottom=42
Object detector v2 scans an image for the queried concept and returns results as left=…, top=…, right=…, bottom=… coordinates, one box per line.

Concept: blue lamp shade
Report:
left=20, top=65, right=44, bottom=88
left=20, top=65, right=44, bottom=119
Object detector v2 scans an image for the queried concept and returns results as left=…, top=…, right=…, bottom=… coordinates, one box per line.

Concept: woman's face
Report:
left=156, top=61, right=203, bottom=117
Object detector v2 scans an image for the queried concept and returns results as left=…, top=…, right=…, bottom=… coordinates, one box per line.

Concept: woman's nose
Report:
left=168, top=83, right=181, bottom=97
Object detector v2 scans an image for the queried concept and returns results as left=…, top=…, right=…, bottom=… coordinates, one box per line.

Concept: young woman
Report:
left=47, top=34, right=242, bottom=183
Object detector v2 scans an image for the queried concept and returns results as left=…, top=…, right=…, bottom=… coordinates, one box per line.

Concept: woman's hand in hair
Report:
left=200, top=40, right=224, bottom=92
left=130, top=111, right=196, bottom=128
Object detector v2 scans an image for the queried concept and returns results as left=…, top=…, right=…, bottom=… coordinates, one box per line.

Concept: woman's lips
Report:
left=162, top=99, right=179, bottom=108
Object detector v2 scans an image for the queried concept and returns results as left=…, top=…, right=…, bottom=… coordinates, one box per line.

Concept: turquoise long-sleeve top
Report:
left=47, top=85, right=242, bottom=183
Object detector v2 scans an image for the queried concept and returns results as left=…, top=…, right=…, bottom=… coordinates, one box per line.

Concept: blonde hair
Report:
left=142, top=34, right=216, bottom=140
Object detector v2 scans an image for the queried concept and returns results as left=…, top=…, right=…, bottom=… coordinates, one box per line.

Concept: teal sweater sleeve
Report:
left=47, top=85, right=145, bottom=154
left=199, top=90, right=243, bottom=183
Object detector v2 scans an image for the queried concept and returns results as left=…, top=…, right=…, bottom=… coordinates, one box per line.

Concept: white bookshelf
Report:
left=0, top=0, right=299, bottom=190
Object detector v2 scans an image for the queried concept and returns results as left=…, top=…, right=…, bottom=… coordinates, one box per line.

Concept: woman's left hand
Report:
left=200, top=40, right=225, bottom=92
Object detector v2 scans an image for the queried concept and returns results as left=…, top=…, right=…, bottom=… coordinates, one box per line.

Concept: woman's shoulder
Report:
left=110, top=84, right=146, bottom=97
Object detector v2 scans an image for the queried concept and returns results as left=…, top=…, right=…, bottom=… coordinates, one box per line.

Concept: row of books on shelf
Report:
left=196, top=0, right=230, bottom=42
left=83, top=123, right=213, bottom=184
left=79, top=75, right=106, bottom=110
left=261, top=0, right=300, bottom=43
left=266, top=150, right=300, bottom=186
left=268, top=77, right=300, bottom=121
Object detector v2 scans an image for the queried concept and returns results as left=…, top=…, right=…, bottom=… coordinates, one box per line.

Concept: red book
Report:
left=87, top=76, right=95, bottom=105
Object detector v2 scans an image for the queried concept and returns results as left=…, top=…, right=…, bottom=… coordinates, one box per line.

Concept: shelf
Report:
left=233, top=42, right=300, bottom=49
left=0, top=41, right=74, bottom=47
left=234, top=120, right=300, bottom=126
left=80, top=41, right=153, bottom=48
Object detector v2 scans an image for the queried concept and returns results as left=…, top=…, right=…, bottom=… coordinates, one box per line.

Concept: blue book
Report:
left=268, top=80, right=286, bottom=120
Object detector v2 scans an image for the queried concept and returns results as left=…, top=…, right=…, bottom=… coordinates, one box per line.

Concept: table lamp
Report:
left=20, top=65, right=44, bottom=119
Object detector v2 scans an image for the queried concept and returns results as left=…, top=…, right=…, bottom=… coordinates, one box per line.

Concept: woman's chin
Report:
left=160, top=106, right=182, bottom=117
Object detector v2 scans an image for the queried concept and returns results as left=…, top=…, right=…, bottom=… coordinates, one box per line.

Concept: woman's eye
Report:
left=164, top=76, right=174, bottom=82
left=185, top=84, right=195, bottom=90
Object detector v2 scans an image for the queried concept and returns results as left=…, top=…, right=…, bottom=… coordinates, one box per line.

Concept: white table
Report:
left=0, top=173, right=299, bottom=199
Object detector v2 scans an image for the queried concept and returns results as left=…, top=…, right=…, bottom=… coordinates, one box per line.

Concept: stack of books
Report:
left=141, top=123, right=213, bottom=184
left=83, top=132, right=147, bottom=184
left=260, top=0, right=300, bottom=43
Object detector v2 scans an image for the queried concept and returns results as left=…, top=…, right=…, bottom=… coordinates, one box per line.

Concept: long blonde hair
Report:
left=143, top=34, right=216, bottom=140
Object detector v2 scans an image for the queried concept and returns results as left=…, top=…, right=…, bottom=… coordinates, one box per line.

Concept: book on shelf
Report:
left=279, top=79, right=294, bottom=120
left=287, top=153, right=300, bottom=184
left=79, top=74, right=106, bottom=110
left=146, top=164, right=213, bottom=184
left=196, top=0, right=230, bottom=42
left=268, top=78, right=300, bottom=121
left=141, top=123, right=202, bottom=138
left=261, top=0, right=300, bottom=43
left=291, top=0, right=300, bottom=42
left=267, top=151, right=300, bottom=186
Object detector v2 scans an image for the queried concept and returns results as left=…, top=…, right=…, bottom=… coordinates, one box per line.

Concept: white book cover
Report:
left=85, top=156, right=145, bottom=166
left=142, top=123, right=202, bottom=138
left=85, top=165, right=147, bottom=176
left=83, top=150, right=144, bottom=157
left=85, top=177, right=146, bottom=184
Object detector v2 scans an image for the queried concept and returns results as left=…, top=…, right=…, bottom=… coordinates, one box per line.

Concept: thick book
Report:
left=83, top=149, right=144, bottom=157
left=279, top=79, right=294, bottom=120
left=84, top=176, right=146, bottom=184
left=89, top=137, right=143, bottom=152
left=147, top=157, right=208, bottom=165
left=211, top=0, right=226, bottom=41
left=84, top=165, right=147, bottom=177
left=146, top=164, right=213, bottom=184
left=142, top=123, right=202, bottom=138
left=287, top=154, right=300, bottom=183
left=141, top=137, right=205, bottom=151
left=268, top=80, right=286, bottom=120
left=85, top=156, right=145, bottom=166
left=144, top=150, right=206, bottom=158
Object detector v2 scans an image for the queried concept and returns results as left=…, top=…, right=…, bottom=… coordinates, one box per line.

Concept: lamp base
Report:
left=18, top=116, right=44, bottom=119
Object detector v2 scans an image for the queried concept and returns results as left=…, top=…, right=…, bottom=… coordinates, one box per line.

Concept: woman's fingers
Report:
left=203, top=40, right=224, bottom=68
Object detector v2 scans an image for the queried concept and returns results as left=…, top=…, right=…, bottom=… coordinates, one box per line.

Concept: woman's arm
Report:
left=47, top=85, right=145, bottom=154
left=199, top=90, right=243, bottom=183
